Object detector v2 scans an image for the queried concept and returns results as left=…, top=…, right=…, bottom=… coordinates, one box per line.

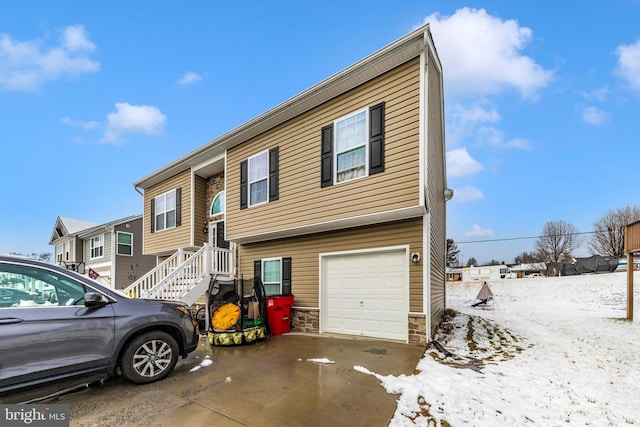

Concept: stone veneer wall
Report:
left=205, top=173, right=225, bottom=219
left=291, top=309, right=427, bottom=345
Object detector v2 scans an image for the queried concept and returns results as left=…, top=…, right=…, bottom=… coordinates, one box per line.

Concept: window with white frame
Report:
left=262, top=258, right=282, bottom=296
left=154, top=189, right=177, bottom=231
left=248, top=151, right=268, bottom=206
left=56, top=244, right=63, bottom=263
left=90, top=235, right=104, bottom=259
left=210, top=190, right=225, bottom=215
left=335, top=109, right=367, bottom=183
left=116, top=232, right=133, bottom=256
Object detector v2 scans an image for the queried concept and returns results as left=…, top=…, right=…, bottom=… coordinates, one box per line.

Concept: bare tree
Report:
left=535, top=220, right=583, bottom=269
left=466, top=257, right=478, bottom=267
left=589, top=205, right=640, bottom=258
left=514, top=251, right=544, bottom=264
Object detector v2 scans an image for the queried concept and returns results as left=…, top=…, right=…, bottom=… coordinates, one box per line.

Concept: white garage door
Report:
left=322, top=249, right=408, bottom=341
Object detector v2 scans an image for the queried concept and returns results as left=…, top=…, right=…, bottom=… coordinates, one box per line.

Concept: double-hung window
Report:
left=321, top=102, right=385, bottom=188
left=335, top=109, right=367, bottom=183
left=248, top=151, right=269, bottom=206
left=117, top=232, right=133, bottom=256
left=90, top=234, right=104, bottom=259
left=154, top=189, right=177, bottom=231
left=262, top=258, right=282, bottom=296
left=240, top=147, right=279, bottom=210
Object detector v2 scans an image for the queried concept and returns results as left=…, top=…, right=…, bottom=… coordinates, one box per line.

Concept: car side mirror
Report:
left=84, top=292, right=110, bottom=308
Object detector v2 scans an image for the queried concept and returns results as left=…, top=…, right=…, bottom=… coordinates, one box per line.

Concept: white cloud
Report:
left=424, top=8, right=553, bottom=98
left=581, top=85, right=609, bottom=102
left=477, top=127, right=531, bottom=149
left=614, top=38, right=640, bottom=92
left=452, top=185, right=484, bottom=203
left=447, top=103, right=501, bottom=146
left=102, top=103, right=167, bottom=144
left=177, top=71, right=203, bottom=85
left=464, top=224, right=494, bottom=238
left=446, top=148, right=484, bottom=178
left=0, top=25, right=100, bottom=91
left=582, top=106, right=610, bottom=125
left=60, top=116, right=99, bottom=130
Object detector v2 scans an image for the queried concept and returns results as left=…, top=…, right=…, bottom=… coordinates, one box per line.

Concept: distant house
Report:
left=510, top=263, right=546, bottom=278
left=49, top=216, right=155, bottom=289
left=462, top=264, right=516, bottom=281
left=446, top=267, right=462, bottom=281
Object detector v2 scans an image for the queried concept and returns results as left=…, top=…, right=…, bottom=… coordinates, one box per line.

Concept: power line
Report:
left=456, top=230, right=599, bottom=245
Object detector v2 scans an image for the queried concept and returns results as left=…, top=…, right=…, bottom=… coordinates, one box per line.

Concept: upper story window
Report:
left=152, top=188, right=182, bottom=232
left=56, top=244, right=63, bottom=263
left=335, top=109, right=367, bottom=183
left=90, top=234, right=104, bottom=259
left=210, top=190, right=226, bottom=216
left=249, top=151, right=268, bottom=206
left=240, top=148, right=279, bottom=210
left=117, top=232, right=133, bottom=256
left=321, top=102, right=385, bottom=188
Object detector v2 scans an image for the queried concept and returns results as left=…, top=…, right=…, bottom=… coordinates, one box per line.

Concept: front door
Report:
left=209, top=221, right=229, bottom=249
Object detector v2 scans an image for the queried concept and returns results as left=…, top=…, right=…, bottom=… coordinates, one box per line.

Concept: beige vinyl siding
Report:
left=143, top=169, right=193, bottom=254
left=426, top=50, right=446, bottom=336
left=84, top=232, right=111, bottom=262
left=237, top=218, right=423, bottom=312
left=227, top=58, right=421, bottom=240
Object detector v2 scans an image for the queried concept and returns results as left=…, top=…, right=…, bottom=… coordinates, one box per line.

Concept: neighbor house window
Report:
left=262, top=258, right=282, bottom=296
left=210, top=190, right=225, bottom=215
left=90, top=235, right=104, bottom=259
left=154, top=189, right=176, bottom=231
left=117, top=232, right=133, bottom=256
left=321, top=102, right=385, bottom=188
left=335, top=109, right=367, bottom=183
left=56, top=244, right=63, bottom=263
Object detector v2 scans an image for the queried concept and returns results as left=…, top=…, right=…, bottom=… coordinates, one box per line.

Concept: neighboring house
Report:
left=49, top=216, right=155, bottom=289
left=131, top=24, right=449, bottom=344
left=461, top=264, right=517, bottom=282
left=446, top=267, right=462, bottom=281
left=510, top=263, right=546, bottom=278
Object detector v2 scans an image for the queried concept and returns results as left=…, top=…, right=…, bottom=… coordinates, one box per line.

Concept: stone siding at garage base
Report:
left=291, top=308, right=428, bottom=345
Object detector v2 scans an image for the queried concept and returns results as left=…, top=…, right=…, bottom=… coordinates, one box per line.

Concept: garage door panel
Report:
left=323, top=249, right=407, bottom=341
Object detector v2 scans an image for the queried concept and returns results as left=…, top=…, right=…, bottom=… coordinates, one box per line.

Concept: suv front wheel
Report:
left=121, top=331, right=179, bottom=384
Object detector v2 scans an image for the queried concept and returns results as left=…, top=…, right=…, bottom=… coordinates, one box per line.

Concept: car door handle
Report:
left=0, top=317, right=24, bottom=324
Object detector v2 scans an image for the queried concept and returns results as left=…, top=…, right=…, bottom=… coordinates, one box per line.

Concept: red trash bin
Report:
left=266, top=295, right=294, bottom=335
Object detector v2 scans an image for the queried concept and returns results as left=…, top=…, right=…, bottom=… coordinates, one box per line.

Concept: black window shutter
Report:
left=216, top=222, right=230, bottom=249
left=150, top=198, right=155, bottom=233
left=254, top=260, right=261, bottom=280
left=175, top=188, right=182, bottom=226
left=321, top=124, right=333, bottom=187
left=369, top=102, right=385, bottom=175
left=282, top=257, right=292, bottom=295
left=269, top=147, right=279, bottom=202
left=240, top=160, right=248, bottom=210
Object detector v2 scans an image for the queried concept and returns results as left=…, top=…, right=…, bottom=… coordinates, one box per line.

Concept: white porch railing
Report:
left=123, top=244, right=233, bottom=304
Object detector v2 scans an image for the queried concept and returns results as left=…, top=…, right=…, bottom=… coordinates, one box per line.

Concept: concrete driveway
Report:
left=51, top=333, right=425, bottom=427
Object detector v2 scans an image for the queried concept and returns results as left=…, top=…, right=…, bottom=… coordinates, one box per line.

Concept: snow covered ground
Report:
left=356, top=272, right=640, bottom=426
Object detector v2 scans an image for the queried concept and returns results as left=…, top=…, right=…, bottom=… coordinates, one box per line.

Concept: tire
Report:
left=121, top=331, right=179, bottom=384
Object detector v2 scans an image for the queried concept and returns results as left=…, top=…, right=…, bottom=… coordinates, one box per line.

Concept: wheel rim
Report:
left=132, top=339, right=173, bottom=378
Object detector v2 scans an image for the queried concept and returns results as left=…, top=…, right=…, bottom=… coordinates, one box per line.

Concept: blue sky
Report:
left=1, top=1, right=640, bottom=264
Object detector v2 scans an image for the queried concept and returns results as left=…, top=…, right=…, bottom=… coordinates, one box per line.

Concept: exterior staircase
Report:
left=122, top=244, right=233, bottom=306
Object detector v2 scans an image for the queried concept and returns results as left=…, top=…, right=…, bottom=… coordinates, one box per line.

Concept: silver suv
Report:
left=0, top=255, right=199, bottom=403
